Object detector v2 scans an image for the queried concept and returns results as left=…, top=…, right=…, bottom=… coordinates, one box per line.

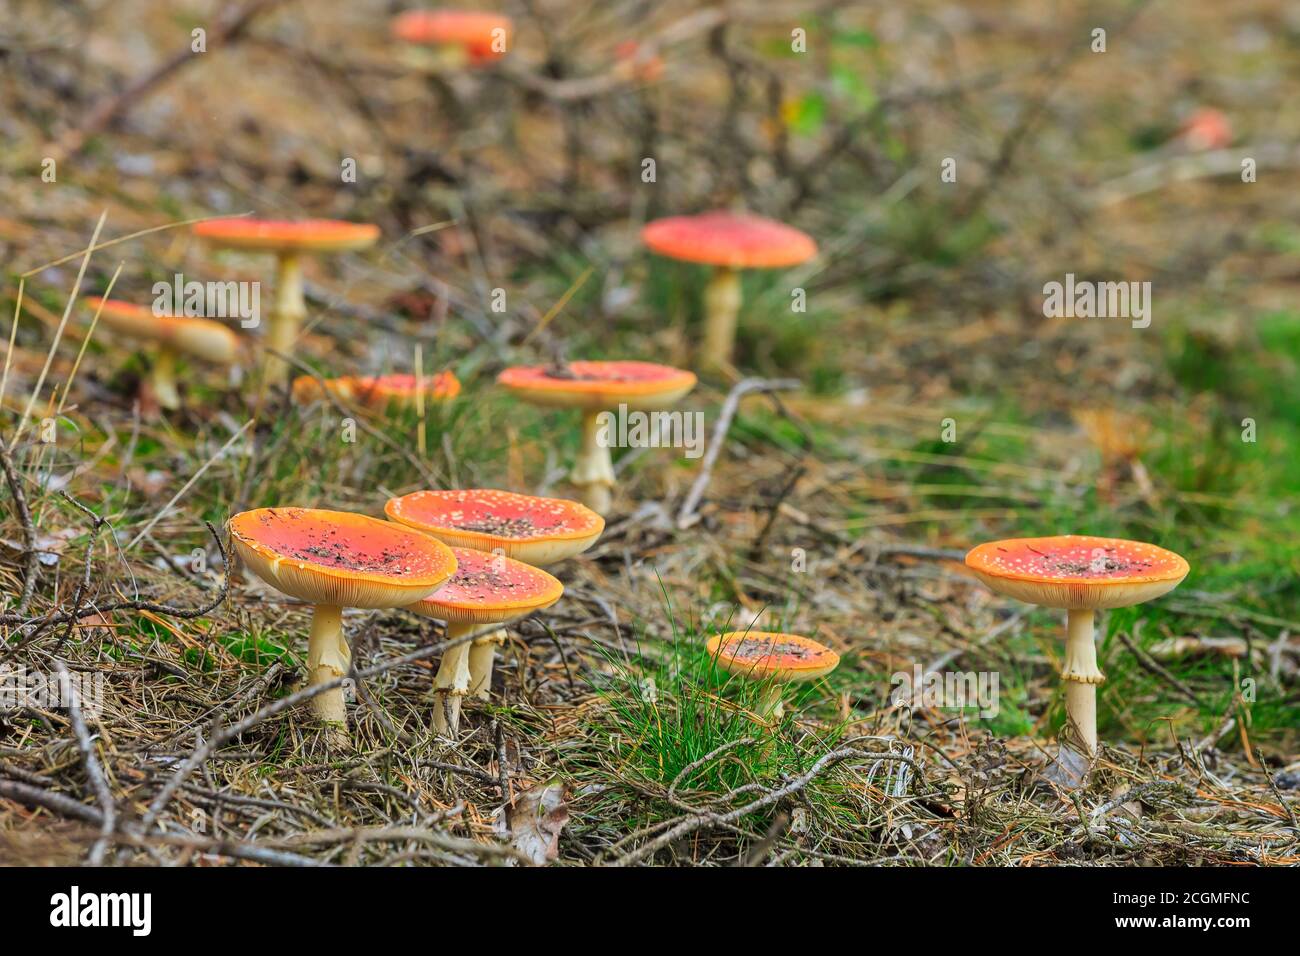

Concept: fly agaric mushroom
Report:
left=386, top=488, right=603, bottom=697
left=1176, top=107, right=1232, bottom=151
left=385, top=488, right=604, bottom=566
left=965, top=535, right=1189, bottom=778
left=192, top=218, right=380, bottom=387
left=291, top=371, right=461, bottom=410
left=706, top=631, right=840, bottom=721
left=391, top=9, right=513, bottom=65
left=405, top=546, right=562, bottom=734
left=228, top=508, right=456, bottom=734
left=642, top=211, right=817, bottom=371
left=84, top=296, right=239, bottom=410
left=613, top=40, right=664, bottom=84
left=497, top=360, right=696, bottom=514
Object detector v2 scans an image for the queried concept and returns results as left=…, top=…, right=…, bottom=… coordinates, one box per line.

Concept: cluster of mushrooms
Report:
left=228, top=490, right=603, bottom=739
left=75, top=10, right=1194, bottom=781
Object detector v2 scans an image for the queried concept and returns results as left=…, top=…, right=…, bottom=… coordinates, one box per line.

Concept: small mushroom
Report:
left=642, top=211, right=817, bottom=371
left=291, top=371, right=461, bottom=410
left=391, top=9, right=513, bottom=66
left=707, top=631, right=840, bottom=720
left=405, top=546, right=563, bottom=735
left=192, top=218, right=380, bottom=387
left=84, top=297, right=239, bottom=410
left=386, top=488, right=603, bottom=698
left=228, top=507, right=457, bottom=736
left=965, top=534, right=1190, bottom=782
left=612, top=40, right=664, bottom=85
left=497, top=360, right=696, bottom=514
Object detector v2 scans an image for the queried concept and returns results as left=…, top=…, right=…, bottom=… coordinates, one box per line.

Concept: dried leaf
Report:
left=499, top=779, right=570, bottom=866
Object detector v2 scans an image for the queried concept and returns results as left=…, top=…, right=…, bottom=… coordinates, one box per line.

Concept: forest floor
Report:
left=0, top=0, right=1297, bottom=865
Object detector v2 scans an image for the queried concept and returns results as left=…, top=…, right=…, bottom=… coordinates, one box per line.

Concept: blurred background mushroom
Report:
left=83, top=296, right=239, bottom=410
left=291, top=370, right=461, bottom=411
left=192, top=218, right=380, bottom=388
left=391, top=8, right=513, bottom=68
left=642, top=211, right=817, bottom=373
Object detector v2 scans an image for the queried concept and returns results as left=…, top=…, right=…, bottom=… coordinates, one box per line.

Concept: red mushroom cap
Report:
left=407, top=546, right=563, bottom=625
left=228, top=507, right=457, bottom=608
left=706, top=631, right=840, bottom=682
left=497, top=360, right=696, bottom=411
left=385, top=488, right=603, bottom=566
left=292, top=371, right=461, bottom=409
left=1177, top=108, right=1232, bottom=151
left=613, top=40, right=664, bottom=83
left=391, top=9, right=512, bottom=61
left=965, top=534, right=1190, bottom=610
left=642, top=211, right=817, bottom=269
left=193, top=218, right=380, bottom=254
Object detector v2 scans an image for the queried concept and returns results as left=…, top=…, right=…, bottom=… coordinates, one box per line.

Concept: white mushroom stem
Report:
left=754, top=683, right=786, bottom=722
left=571, top=408, right=615, bottom=515
left=1061, top=609, right=1105, bottom=756
left=306, top=604, right=350, bottom=726
left=432, top=622, right=473, bottom=735
left=152, top=347, right=180, bottom=410
left=265, top=251, right=305, bottom=387
left=701, top=266, right=742, bottom=371
left=468, top=628, right=507, bottom=700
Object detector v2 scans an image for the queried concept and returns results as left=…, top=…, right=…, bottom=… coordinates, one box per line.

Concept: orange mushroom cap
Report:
left=84, top=296, right=239, bottom=363
left=965, top=534, right=1190, bottom=610
left=497, top=360, right=696, bottom=411
left=292, top=371, right=461, bottom=409
left=407, top=546, right=563, bottom=625
left=1177, top=108, right=1232, bottom=151
left=706, top=631, right=840, bottom=682
left=192, top=218, right=380, bottom=254
left=385, top=488, right=603, bottom=566
left=229, top=507, right=457, bottom=608
left=642, top=211, right=817, bottom=269
left=391, top=10, right=512, bottom=61
left=613, top=40, right=664, bottom=83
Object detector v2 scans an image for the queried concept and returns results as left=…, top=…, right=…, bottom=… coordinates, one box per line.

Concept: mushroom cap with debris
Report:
left=228, top=507, right=457, bottom=608
left=385, top=488, right=603, bottom=566
left=497, top=360, right=696, bottom=411
left=406, top=546, right=563, bottom=625
left=706, top=631, right=840, bottom=682
left=965, top=534, right=1189, bottom=610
